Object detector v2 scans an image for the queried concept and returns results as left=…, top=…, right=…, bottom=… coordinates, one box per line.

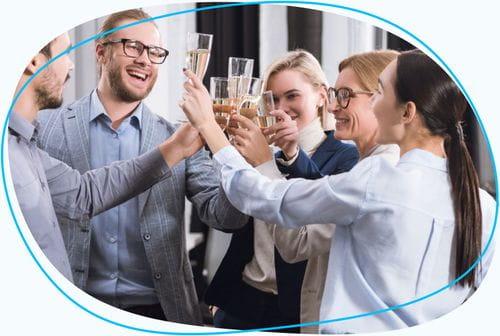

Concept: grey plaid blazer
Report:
left=36, top=93, right=247, bottom=325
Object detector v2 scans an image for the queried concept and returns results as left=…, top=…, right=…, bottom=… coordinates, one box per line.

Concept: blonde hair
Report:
left=263, top=50, right=334, bottom=130
left=338, top=50, right=400, bottom=92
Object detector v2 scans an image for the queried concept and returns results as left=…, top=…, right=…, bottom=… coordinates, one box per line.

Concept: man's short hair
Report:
left=39, top=42, right=52, bottom=58
left=96, top=9, right=157, bottom=77
left=97, top=8, right=155, bottom=43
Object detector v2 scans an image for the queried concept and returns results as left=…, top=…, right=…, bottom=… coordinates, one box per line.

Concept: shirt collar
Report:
left=8, top=111, right=37, bottom=142
left=90, top=89, right=143, bottom=129
left=399, top=148, right=448, bottom=172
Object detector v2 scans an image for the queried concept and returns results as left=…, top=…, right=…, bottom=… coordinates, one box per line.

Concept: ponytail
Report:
left=445, top=123, right=482, bottom=287
left=396, top=50, right=483, bottom=287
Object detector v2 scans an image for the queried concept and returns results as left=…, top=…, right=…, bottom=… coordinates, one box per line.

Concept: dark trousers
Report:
left=124, top=303, right=167, bottom=321
left=214, top=282, right=300, bottom=333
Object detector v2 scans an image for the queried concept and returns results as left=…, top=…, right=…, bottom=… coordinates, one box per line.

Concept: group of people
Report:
left=9, top=8, right=495, bottom=335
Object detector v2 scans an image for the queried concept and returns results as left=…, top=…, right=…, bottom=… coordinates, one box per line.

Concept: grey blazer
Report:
left=36, top=93, right=248, bottom=325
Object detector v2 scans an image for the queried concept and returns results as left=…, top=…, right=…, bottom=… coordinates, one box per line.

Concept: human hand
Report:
left=262, top=110, right=299, bottom=160
left=159, top=123, right=204, bottom=167
left=180, top=69, right=217, bottom=131
left=174, top=122, right=205, bottom=158
left=229, top=114, right=273, bottom=167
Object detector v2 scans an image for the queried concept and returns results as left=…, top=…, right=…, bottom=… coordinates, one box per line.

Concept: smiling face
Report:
left=97, top=19, right=161, bottom=102
left=329, top=67, right=378, bottom=143
left=266, top=69, right=326, bottom=130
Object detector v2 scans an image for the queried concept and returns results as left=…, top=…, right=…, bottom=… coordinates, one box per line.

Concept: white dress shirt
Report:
left=213, top=145, right=496, bottom=333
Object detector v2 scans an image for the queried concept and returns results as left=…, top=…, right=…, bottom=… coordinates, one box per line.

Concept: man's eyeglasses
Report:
left=102, top=38, right=169, bottom=64
left=327, top=87, right=374, bottom=109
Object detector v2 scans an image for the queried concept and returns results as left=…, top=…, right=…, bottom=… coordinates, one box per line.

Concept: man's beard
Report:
left=107, top=59, right=157, bottom=103
left=35, top=68, right=69, bottom=110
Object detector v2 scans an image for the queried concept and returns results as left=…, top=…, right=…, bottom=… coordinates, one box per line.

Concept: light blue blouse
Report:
left=213, top=145, right=496, bottom=333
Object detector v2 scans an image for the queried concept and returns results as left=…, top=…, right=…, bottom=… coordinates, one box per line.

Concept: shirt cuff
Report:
left=213, top=145, right=249, bottom=168
left=276, top=149, right=300, bottom=167
left=255, top=160, right=285, bottom=180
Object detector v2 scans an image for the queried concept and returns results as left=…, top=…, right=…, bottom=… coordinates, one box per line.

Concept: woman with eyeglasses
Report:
left=179, top=50, right=496, bottom=333
left=262, top=50, right=400, bottom=333
left=223, top=50, right=400, bottom=333
left=204, top=50, right=359, bottom=333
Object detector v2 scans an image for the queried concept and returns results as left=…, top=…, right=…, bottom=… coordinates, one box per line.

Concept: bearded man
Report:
left=36, top=9, right=247, bottom=325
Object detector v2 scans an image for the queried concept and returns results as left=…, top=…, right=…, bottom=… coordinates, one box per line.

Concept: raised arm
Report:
left=180, top=69, right=371, bottom=229
left=184, top=145, right=249, bottom=232
left=213, top=145, right=373, bottom=229
left=276, top=146, right=359, bottom=179
left=44, top=123, right=204, bottom=221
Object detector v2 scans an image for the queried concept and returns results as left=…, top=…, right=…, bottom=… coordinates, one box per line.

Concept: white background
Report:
left=1, top=0, right=499, bottom=335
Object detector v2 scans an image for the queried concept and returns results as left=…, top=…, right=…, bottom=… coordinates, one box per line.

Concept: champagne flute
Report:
left=228, top=57, right=254, bottom=107
left=228, top=57, right=254, bottom=79
left=185, top=32, right=213, bottom=79
left=238, top=77, right=263, bottom=122
left=256, top=90, right=277, bottom=129
left=210, top=77, right=232, bottom=130
left=226, top=57, right=254, bottom=136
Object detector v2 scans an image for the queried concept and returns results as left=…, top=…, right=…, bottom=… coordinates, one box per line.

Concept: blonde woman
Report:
left=204, top=50, right=359, bottom=332
left=231, top=50, right=400, bottom=333
left=269, top=50, right=400, bottom=333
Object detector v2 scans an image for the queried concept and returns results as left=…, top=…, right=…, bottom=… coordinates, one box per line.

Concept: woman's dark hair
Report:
left=395, top=50, right=482, bottom=287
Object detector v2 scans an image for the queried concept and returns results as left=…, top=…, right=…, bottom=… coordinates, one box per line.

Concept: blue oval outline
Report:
left=1, top=1, right=497, bottom=334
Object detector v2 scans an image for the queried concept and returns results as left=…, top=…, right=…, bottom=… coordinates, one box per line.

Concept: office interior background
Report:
left=61, top=2, right=495, bottom=307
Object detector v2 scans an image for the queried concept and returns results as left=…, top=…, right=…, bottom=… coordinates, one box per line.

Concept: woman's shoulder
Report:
left=324, top=131, right=358, bottom=155
left=371, top=144, right=400, bottom=165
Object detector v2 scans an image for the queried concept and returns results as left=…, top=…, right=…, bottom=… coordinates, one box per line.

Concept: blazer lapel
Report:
left=310, top=131, right=336, bottom=170
left=63, top=96, right=91, bottom=174
left=138, top=106, right=164, bottom=217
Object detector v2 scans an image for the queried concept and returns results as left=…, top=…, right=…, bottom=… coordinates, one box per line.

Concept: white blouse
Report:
left=213, top=145, right=496, bottom=333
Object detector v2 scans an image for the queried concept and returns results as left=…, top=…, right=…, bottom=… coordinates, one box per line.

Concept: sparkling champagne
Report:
left=256, top=115, right=277, bottom=128
left=213, top=99, right=233, bottom=129
left=186, top=49, right=210, bottom=78
left=228, top=76, right=251, bottom=99
left=238, top=96, right=259, bottom=120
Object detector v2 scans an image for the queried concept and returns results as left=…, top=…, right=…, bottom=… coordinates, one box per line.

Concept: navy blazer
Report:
left=205, top=131, right=359, bottom=321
